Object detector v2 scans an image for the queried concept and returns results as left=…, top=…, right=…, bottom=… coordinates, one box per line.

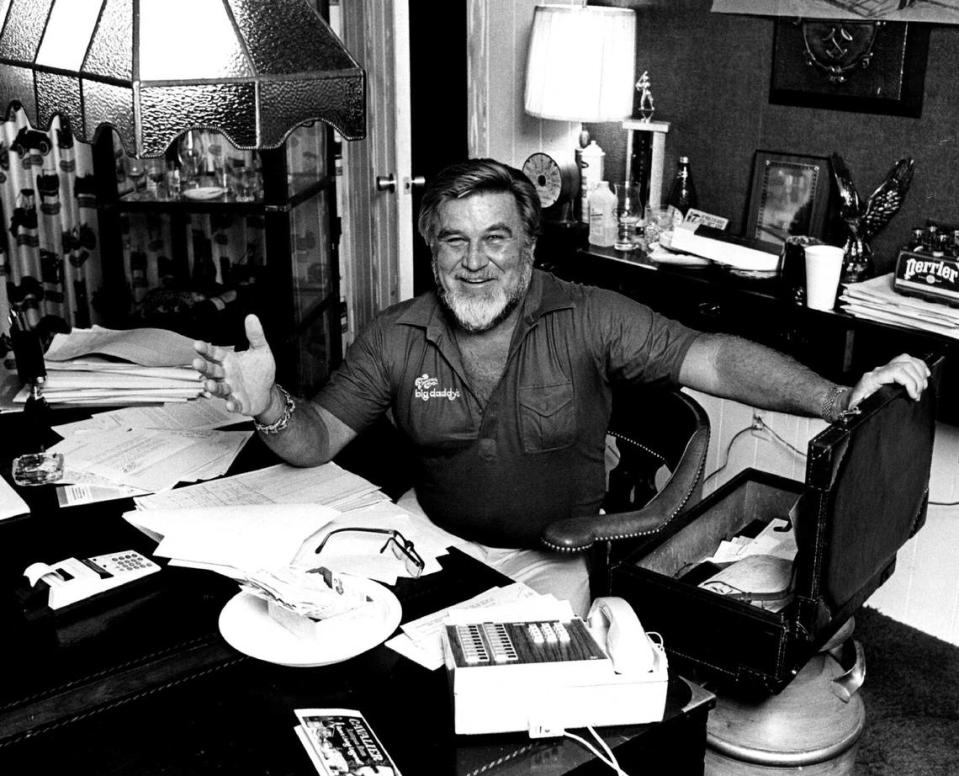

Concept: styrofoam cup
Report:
left=804, top=245, right=844, bottom=311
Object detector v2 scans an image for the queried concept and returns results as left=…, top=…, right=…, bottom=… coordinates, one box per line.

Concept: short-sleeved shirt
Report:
left=317, top=269, right=700, bottom=548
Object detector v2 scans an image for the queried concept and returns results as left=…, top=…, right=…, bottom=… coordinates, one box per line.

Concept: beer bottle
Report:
left=666, top=156, right=698, bottom=216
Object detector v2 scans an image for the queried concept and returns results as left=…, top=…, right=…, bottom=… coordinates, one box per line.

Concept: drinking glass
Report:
left=144, top=158, right=165, bottom=198
left=125, top=157, right=145, bottom=196
left=613, top=183, right=643, bottom=251
left=642, top=205, right=677, bottom=250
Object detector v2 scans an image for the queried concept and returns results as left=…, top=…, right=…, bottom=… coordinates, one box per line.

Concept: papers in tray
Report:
left=24, top=326, right=207, bottom=407
left=840, top=273, right=959, bottom=340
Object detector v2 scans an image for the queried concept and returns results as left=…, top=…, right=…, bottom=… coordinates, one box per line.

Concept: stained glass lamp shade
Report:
left=0, top=0, right=366, bottom=157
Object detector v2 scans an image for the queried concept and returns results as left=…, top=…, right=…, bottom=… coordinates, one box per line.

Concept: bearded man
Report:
left=193, top=158, right=929, bottom=615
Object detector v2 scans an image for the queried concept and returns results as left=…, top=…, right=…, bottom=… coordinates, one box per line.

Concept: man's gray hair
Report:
left=417, top=158, right=541, bottom=246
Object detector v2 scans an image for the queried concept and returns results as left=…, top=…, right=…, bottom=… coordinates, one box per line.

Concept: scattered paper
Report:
left=124, top=502, right=341, bottom=576
left=44, top=325, right=198, bottom=367
left=132, top=462, right=389, bottom=512
left=0, top=473, right=29, bottom=520
left=386, top=582, right=555, bottom=670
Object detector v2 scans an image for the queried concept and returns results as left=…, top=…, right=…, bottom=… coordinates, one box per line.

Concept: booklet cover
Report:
left=294, top=708, right=402, bottom=776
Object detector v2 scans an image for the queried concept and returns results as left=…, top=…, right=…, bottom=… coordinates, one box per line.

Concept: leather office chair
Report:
left=540, top=386, right=711, bottom=598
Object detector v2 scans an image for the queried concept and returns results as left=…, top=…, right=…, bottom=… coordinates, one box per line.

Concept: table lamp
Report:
left=524, top=3, right=636, bottom=221
left=0, top=0, right=366, bottom=158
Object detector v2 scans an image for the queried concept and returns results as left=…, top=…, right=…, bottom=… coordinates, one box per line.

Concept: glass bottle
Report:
left=666, top=156, right=698, bottom=217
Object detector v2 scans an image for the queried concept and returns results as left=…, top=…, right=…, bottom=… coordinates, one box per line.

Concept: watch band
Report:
left=253, top=385, right=295, bottom=435
left=820, top=384, right=850, bottom=424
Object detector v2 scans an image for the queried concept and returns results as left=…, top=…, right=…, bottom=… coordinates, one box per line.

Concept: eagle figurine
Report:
left=830, top=153, right=915, bottom=283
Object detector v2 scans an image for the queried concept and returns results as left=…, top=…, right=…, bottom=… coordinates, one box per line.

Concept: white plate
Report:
left=218, top=576, right=401, bottom=667
left=182, top=186, right=227, bottom=201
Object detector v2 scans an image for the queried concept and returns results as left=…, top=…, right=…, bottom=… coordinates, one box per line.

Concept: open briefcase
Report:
left=609, top=354, right=941, bottom=693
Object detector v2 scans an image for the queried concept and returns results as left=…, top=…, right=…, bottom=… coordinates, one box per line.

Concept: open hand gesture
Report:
left=193, top=314, right=276, bottom=416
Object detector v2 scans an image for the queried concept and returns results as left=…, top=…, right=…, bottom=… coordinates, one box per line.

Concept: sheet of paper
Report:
left=49, top=427, right=251, bottom=494
left=306, top=505, right=448, bottom=582
left=100, top=397, right=239, bottom=430
left=40, top=370, right=200, bottom=391
left=124, top=502, right=340, bottom=573
left=389, top=582, right=546, bottom=669
left=45, top=359, right=200, bottom=381
left=0, top=474, right=29, bottom=520
left=51, top=397, right=239, bottom=438
left=132, top=462, right=386, bottom=511
left=15, top=385, right=202, bottom=404
left=44, top=325, right=197, bottom=367
left=56, top=481, right=149, bottom=507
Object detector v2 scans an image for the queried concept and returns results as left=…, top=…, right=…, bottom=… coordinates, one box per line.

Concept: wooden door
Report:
left=338, top=1, right=467, bottom=340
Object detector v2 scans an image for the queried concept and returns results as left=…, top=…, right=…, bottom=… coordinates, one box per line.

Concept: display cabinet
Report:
left=92, top=123, right=341, bottom=396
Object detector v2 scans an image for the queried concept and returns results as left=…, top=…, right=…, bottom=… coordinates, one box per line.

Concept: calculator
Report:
left=23, top=550, right=162, bottom=610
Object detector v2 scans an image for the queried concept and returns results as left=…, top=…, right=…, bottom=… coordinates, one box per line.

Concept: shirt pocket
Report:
left=518, top=382, right=575, bottom=453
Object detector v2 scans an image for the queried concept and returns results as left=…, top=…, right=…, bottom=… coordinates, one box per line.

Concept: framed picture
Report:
left=769, top=20, right=929, bottom=118
left=745, top=151, right=831, bottom=248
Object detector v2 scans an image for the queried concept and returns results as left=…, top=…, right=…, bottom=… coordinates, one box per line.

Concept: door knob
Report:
left=405, top=175, right=426, bottom=192
left=376, top=174, right=396, bottom=192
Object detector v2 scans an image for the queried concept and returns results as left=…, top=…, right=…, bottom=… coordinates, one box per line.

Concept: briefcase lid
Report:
left=797, top=355, right=940, bottom=618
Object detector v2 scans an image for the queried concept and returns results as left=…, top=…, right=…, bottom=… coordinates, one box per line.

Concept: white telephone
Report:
left=23, top=550, right=161, bottom=610
left=441, top=597, right=668, bottom=735
left=586, top=596, right=656, bottom=675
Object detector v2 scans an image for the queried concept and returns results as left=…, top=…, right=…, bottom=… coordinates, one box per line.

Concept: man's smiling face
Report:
left=431, top=191, right=534, bottom=333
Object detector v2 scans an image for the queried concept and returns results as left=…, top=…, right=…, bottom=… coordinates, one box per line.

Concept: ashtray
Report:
left=12, top=452, right=64, bottom=486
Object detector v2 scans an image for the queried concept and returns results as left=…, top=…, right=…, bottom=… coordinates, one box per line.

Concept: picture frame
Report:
left=769, top=20, right=929, bottom=118
left=744, top=151, right=831, bottom=248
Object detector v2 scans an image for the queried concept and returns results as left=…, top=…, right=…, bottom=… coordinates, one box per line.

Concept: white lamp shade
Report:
left=525, top=4, right=636, bottom=122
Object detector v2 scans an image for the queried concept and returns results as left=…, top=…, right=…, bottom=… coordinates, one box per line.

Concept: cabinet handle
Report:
left=375, top=174, right=396, bottom=192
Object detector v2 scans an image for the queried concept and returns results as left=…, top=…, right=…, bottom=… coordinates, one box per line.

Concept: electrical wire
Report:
left=702, top=415, right=807, bottom=487
left=702, top=424, right=754, bottom=486
left=563, top=728, right=630, bottom=776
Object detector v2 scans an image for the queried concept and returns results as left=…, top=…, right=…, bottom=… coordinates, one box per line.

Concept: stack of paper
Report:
left=840, top=273, right=959, bottom=340
left=45, top=397, right=252, bottom=506
left=16, top=325, right=206, bottom=406
left=124, top=498, right=446, bottom=585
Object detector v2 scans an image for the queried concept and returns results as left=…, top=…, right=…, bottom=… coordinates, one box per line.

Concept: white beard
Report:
left=436, top=254, right=533, bottom=333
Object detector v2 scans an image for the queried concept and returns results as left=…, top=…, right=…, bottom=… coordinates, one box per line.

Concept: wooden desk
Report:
left=0, top=411, right=714, bottom=775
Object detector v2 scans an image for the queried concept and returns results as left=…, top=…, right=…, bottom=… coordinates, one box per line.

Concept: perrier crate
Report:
left=893, top=249, right=959, bottom=307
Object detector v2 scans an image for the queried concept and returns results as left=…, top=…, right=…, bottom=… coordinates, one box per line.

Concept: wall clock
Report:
left=522, top=152, right=578, bottom=220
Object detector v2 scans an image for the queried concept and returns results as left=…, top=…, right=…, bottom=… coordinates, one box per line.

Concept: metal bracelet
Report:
left=820, top=384, right=849, bottom=423
left=253, top=385, right=295, bottom=435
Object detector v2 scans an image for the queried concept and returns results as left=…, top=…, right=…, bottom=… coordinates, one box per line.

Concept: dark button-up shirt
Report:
left=317, top=270, right=699, bottom=547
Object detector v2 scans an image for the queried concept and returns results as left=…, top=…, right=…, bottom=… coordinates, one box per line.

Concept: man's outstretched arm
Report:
left=193, top=314, right=357, bottom=466
left=678, top=333, right=930, bottom=421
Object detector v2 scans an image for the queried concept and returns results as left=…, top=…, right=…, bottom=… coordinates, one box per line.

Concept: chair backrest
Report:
left=540, top=386, right=710, bottom=596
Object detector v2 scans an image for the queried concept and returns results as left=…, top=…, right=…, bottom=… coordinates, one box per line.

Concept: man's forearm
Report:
left=253, top=384, right=334, bottom=466
left=679, top=333, right=849, bottom=421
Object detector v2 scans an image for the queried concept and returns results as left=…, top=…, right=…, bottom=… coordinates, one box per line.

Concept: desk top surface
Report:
left=0, top=409, right=714, bottom=775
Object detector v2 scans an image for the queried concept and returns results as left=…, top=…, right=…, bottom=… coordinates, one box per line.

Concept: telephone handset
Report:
left=587, top=596, right=656, bottom=675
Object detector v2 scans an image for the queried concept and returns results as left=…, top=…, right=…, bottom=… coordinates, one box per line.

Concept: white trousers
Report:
left=397, top=490, right=591, bottom=617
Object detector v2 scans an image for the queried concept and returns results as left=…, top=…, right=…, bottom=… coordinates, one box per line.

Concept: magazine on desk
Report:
left=294, top=708, right=402, bottom=776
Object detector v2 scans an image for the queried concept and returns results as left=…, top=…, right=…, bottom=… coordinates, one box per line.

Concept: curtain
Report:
left=0, top=108, right=102, bottom=349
